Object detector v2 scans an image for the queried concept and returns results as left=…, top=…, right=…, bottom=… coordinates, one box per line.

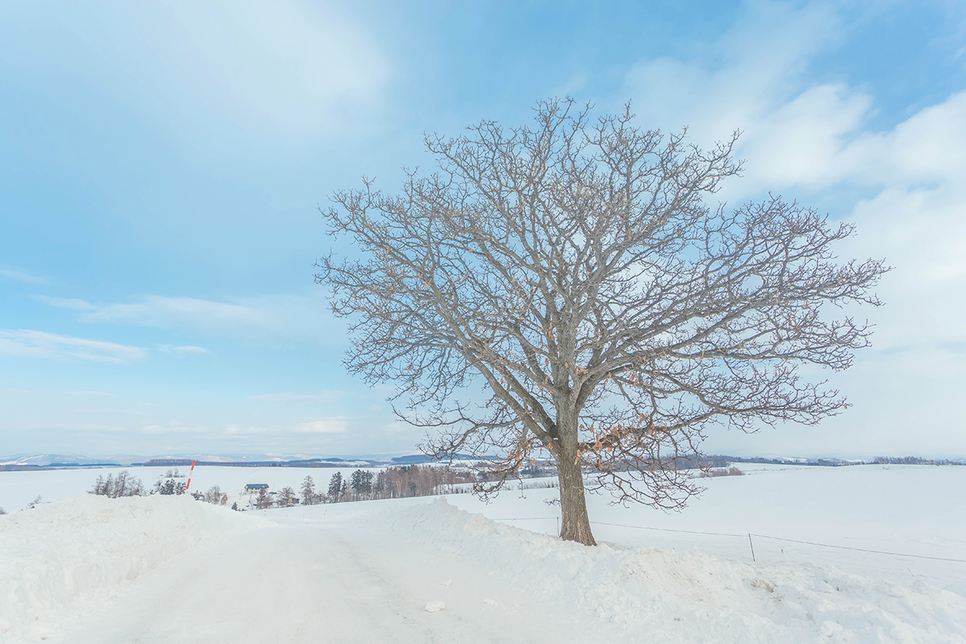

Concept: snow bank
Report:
left=0, top=494, right=265, bottom=643
left=379, top=499, right=966, bottom=644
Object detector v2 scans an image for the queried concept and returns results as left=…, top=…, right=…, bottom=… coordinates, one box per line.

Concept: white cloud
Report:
left=735, top=83, right=873, bottom=191
left=154, top=0, right=390, bottom=140
left=223, top=425, right=272, bottom=436
left=0, top=265, right=47, bottom=285
left=79, top=295, right=268, bottom=328
left=0, top=329, right=146, bottom=364
left=71, top=408, right=149, bottom=417
left=33, top=296, right=97, bottom=310
left=158, top=344, right=210, bottom=354
left=250, top=390, right=350, bottom=404
left=621, top=1, right=843, bottom=148
left=731, top=87, right=966, bottom=197
left=293, top=417, right=351, bottom=434
left=39, top=292, right=344, bottom=343
left=840, top=90, right=966, bottom=187
left=617, top=2, right=966, bottom=353
left=141, top=421, right=209, bottom=435
left=614, top=0, right=966, bottom=456
left=842, top=183, right=966, bottom=351
left=26, top=423, right=126, bottom=433
left=2, top=1, right=390, bottom=145
left=381, top=420, right=413, bottom=435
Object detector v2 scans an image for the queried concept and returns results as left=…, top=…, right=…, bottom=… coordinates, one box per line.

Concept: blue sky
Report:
left=2, top=0, right=965, bottom=459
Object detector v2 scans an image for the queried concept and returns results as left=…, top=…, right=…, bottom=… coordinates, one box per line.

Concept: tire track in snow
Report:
left=59, top=521, right=575, bottom=644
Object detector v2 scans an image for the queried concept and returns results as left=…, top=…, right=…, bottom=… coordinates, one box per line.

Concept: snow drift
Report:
left=377, top=499, right=966, bottom=643
left=0, top=495, right=264, bottom=643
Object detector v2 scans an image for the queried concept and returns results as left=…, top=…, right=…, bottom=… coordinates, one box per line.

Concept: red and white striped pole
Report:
left=185, top=460, right=196, bottom=491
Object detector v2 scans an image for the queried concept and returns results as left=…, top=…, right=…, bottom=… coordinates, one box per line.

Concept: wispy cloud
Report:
left=66, top=391, right=114, bottom=396
left=0, top=265, right=47, bottom=285
left=0, top=329, right=146, bottom=364
left=249, top=390, right=350, bottom=405
left=71, top=408, right=149, bottom=417
left=223, top=425, right=273, bottom=436
left=294, top=417, right=351, bottom=434
left=621, top=2, right=844, bottom=151
left=158, top=344, right=210, bottom=354
left=4, top=2, right=389, bottom=148
left=37, top=293, right=343, bottom=343
left=141, top=421, right=209, bottom=435
left=33, top=296, right=96, bottom=310
left=618, top=2, right=966, bottom=351
left=26, top=423, right=126, bottom=433
left=612, top=0, right=966, bottom=458
left=78, top=295, right=267, bottom=327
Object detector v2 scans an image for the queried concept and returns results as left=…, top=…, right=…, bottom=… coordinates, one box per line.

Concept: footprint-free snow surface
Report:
left=1, top=466, right=965, bottom=643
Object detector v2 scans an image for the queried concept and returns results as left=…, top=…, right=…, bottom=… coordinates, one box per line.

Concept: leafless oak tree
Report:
left=316, top=99, right=886, bottom=546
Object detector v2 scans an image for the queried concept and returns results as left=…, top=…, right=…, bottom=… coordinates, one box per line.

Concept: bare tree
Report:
left=204, top=485, right=227, bottom=505
left=278, top=486, right=297, bottom=507
left=316, top=99, right=886, bottom=545
left=90, top=471, right=145, bottom=498
left=301, top=475, right=317, bottom=505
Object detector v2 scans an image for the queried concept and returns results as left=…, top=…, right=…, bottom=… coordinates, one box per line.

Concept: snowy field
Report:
left=1, top=464, right=964, bottom=643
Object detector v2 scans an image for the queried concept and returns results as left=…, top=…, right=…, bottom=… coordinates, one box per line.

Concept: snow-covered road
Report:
left=62, top=515, right=595, bottom=644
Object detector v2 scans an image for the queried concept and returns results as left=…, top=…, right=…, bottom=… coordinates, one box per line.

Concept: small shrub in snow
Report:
left=702, top=467, right=744, bottom=478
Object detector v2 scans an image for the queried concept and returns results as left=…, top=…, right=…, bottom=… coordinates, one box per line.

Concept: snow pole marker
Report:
left=185, top=460, right=196, bottom=492
left=748, top=533, right=756, bottom=562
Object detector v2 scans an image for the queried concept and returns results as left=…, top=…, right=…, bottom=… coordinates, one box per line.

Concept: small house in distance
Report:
left=245, top=484, right=269, bottom=491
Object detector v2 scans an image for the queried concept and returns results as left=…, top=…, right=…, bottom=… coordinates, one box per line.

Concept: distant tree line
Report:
left=292, top=466, right=480, bottom=506
left=872, top=456, right=964, bottom=466
left=140, top=458, right=384, bottom=468
left=90, top=469, right=192, bottom=498
left=248, top=465, right=549, bottom=508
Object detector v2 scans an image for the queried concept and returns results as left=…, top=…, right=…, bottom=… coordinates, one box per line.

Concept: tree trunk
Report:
left=555, top=450, right=597, bottom=545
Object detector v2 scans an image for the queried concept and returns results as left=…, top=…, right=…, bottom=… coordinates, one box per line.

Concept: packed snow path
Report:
left=61, top=513, right=593, bottom=644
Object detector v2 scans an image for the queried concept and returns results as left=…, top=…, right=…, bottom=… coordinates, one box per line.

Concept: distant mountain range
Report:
left=0, top=452, right=480, bottom=468
left=1, top=452, right=963, bottom=470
